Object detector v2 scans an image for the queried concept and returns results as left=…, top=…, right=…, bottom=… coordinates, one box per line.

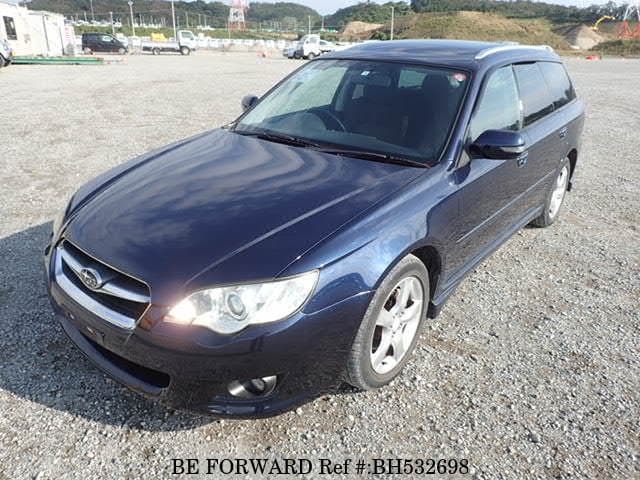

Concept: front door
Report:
left=445, top=65, right=525, bottom=280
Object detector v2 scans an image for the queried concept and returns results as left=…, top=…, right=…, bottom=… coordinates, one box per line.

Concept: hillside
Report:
left=410, top=0, right=628, bottom=26
left=25, top=0, right=320, bottom=29
left=325, top=1, right=411, bottom=29
left=371, top=11, right=571, bottom=49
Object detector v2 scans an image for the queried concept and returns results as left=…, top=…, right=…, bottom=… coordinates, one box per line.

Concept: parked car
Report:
left=141, top=30, right=197, bottom=55
left=81, top=33, right=127, bottom=54
left=45, top=40, right=584, bottom=417
left=283, top=44, right=299, bottom=59
left=0, top=39, right=13, bottom=68
left=295, top=34, right=335, bottom=59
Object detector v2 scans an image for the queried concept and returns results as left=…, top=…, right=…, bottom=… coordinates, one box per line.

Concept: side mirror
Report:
left=241, top=94, right=259, bottom=112
left=469, top=129, right=527, bottom=160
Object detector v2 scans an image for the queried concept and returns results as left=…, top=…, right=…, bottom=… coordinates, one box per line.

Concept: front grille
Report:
left=54, top=240, right=151, bottom=330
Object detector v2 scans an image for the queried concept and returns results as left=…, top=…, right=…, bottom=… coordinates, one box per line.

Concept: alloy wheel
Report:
left=549, top=165, right=569, bottom=219
left=370, top=276, right=423, bottom=375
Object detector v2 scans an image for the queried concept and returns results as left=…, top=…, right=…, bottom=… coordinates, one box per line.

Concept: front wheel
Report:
left=180, top=46, right=190, bottom=56
left=345, top=254, right=429, bottom=390
left=530, top=160, right=570, bottom=228
left=306, top=52, right=316, bottom=60
left=118, top=47, right=126, bottom=55
left=152, top=47, right=160, bottom=56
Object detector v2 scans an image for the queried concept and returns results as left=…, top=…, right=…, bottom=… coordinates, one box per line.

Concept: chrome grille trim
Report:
left=59, top=247, right=150, bottom=303
left=53, top=244, right=150, bottom=330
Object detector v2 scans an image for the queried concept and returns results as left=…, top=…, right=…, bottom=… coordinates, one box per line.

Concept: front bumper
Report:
left=45, top=242, right=371, bottom=417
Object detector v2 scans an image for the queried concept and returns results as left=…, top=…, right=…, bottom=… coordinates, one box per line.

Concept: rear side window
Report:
left=513, top=63, right=555, bottom=127
left=469, top=66, right=520, bottom=142
left=538, top=62, right=576, bottom=109
left=3, top=16, right=17, bottom=40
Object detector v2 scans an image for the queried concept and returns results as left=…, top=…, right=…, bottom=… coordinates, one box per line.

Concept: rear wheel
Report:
left=346, top=254, right=428, bottom=390
left=180, top=46, right=190, bottom=56
left=152, top=47, right=160, bottom=56
left=307, top=52, right=316, bottom=60
left=530, top=159, right=570, bottom=228
left=118, top=47, right=126, bottom=55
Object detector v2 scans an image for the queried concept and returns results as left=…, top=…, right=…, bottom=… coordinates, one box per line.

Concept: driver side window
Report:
left=468, top=66, right=521, bottom=142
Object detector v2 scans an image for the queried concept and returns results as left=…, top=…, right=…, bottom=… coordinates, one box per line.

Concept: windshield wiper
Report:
left=316, top=148, right=428, bottom=168
left=234, top=129, right=321, bottom=148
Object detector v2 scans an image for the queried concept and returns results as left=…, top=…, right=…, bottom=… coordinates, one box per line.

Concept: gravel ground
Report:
left=0, top=54, right=638, bottom=480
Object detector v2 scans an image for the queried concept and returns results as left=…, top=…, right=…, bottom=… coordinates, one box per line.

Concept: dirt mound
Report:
left=343, top=21, right=384, bottom=38
left=561, top=24, right=605, bottom=49
left=378, top=11, right=570, bottom=49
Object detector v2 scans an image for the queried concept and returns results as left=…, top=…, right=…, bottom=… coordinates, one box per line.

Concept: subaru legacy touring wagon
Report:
left=45, top=40, right=584, bottom=417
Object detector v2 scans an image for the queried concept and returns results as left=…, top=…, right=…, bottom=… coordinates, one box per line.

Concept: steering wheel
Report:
left=309, top=109, right=347, bottom=132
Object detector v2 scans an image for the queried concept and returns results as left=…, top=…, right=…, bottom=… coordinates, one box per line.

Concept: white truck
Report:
left=141, top=30, right=197, bottom=55
left=294, top=34, right=336, bottom=60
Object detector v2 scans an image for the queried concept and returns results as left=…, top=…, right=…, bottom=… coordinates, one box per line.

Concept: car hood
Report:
left=65, top=129, right=423, bottom=303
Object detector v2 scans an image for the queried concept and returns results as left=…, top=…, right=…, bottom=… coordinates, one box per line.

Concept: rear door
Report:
left=512, top=62, right=563, bottom=210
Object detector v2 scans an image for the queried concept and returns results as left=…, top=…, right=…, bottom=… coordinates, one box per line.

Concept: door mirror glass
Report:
left=470, top=129, right=526, bottom=160
left=241, top=94, right=259, bottom=112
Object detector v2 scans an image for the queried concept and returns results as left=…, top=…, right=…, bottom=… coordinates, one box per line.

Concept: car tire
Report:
left=83, top=47, right=92, bottom=55
left=530, top=158, right=570, bottom=228
left=152, top=47, right=160, bottom=56
left=307, top=52, right=316, bottom=60
left=180, top=46, right=190, bottom=56
left=345, top=254, right=429, bottom=390
left=118, top=47, right=126, bottom=55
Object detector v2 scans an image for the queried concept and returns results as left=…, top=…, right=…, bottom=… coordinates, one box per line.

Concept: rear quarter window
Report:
left=513, top=63, right=555, bottom=127
left=538, top=61, right=576, bottom=109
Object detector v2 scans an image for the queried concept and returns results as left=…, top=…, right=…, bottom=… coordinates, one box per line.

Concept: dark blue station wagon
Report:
left=45, top=40, right=585, bottom=417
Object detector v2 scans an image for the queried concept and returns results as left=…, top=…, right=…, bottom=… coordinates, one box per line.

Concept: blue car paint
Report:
left=45, top=40, right=585, bottom=417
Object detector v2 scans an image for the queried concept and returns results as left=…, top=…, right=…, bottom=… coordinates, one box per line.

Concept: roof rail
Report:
left=475, top=44, right=554, bottom=60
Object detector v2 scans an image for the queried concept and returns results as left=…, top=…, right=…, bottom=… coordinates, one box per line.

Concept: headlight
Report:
left=166, top=270, right=319, bottom=334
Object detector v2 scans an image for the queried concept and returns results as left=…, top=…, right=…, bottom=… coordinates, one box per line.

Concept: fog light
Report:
left=228, top=375, right=277, bottom=399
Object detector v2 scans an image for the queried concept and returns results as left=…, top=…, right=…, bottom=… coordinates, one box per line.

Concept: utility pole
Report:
left=308, top=15, right=311, bottom=35
left=171, top=0, right=177, bottom=39
left=321, top=16, right=324, bottom=31
left=185, top=12, right=189, bottom=28
left=109, top=11, right=114, bottom=35
left=128, top=0, right=135, bottom=36
left=89, top=0, right=95, bottom=22
left=390, top=5, right=395, bottom=41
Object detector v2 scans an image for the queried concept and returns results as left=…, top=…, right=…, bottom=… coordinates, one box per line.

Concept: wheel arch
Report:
left=409, top=244, right=443, bottom=319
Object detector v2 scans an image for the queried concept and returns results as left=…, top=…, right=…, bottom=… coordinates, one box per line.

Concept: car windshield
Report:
left=235, top=59, right=469, bottom=164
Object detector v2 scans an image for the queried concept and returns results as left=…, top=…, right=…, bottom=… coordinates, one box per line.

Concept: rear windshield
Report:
left=235, top=59, right=470, bottom=164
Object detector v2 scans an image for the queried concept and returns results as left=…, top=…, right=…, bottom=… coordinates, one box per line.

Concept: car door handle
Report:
left=559, top=126, right=568, bottom=139
left=517, top=151, right=528, bottom=168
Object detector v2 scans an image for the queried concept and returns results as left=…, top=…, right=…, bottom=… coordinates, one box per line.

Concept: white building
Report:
left=0, top=0, right=74, bottom=56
